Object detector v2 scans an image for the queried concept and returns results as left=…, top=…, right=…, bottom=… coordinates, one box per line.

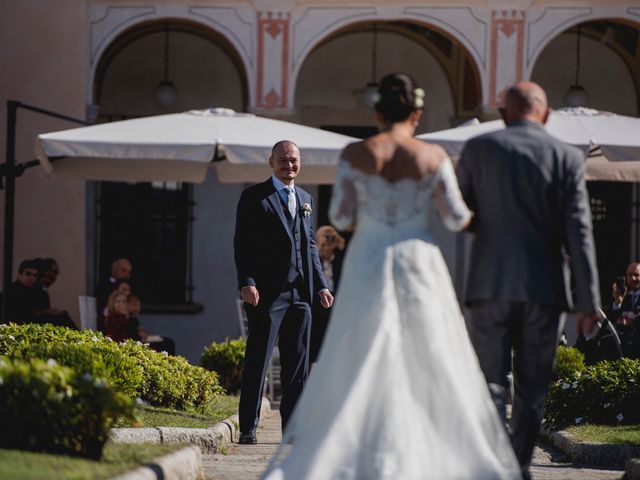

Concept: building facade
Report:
left=1, top=0, right=639, bottom=361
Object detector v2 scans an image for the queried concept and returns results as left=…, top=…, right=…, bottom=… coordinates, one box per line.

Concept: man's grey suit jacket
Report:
left=456, top=119, right=601, bottom=313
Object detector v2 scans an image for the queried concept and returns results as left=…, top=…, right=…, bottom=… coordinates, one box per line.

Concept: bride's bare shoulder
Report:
left=341, top=139, right=379, bottom=174
left=411, top=139, right=448, bottom=174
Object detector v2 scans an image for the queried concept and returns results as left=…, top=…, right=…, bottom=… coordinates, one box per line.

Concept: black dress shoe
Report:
left=238, top=431, right=257, bottom=444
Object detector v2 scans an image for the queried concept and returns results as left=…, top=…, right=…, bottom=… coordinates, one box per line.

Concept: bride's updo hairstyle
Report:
left=374, top=73, right=425, bottom=123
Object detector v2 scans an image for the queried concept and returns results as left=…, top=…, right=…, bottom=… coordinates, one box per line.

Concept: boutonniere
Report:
left=300, top=203, right=312, bottom=217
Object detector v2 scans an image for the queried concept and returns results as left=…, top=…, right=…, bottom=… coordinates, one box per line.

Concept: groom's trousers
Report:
left=467, top=301, right=561, bottom=471
left=239, top=282, right=311, bottom=434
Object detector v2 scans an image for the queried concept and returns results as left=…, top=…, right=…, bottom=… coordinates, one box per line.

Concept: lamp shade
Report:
left=155, top=80, right=177, bottom=108
left=563, top=84, right=589, bottom=108
left=362, top=82, right=379, bottom=109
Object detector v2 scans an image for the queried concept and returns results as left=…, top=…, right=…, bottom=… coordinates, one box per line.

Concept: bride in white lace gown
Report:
left=262, top=74, right=521, bottom=480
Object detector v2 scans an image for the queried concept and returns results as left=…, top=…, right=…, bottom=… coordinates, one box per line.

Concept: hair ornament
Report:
left=413, top=88, right=425, bottom=109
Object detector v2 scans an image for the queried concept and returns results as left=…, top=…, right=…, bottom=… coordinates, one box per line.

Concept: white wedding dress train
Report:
left=263, top=160, right=521, bottom=479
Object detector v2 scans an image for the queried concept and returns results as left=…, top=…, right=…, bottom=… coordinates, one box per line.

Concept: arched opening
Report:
left=90, top=20, right=249, bottom=310
left=531, top=20, right=639, bottom=115
left=292, top=20, right=480, bottom=234
left=293, top=21, right=481, bottom=136
left=94, top=19, right=248, bottom=120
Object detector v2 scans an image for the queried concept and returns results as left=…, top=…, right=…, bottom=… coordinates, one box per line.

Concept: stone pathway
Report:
left=203, top=411, right=281, bottom=480
left=530, top=443, right=623, bottom=480
left=203, top=408, right=624, bottom=480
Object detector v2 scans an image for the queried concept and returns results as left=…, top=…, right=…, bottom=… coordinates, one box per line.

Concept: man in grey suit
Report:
left=456, top=82, right=601, bottom=479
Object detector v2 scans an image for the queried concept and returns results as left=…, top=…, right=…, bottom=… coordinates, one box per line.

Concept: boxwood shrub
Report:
left=119, top=342, right=223, bottom=409
left=554, top=345, right=586, bottom=380
left=0, top=323, right=222, bottom=410
left=200, top=337, right=246, bottom=394
left=0, top=356, right=136, bottom=459
left=544, top=357, right=640, bottom=428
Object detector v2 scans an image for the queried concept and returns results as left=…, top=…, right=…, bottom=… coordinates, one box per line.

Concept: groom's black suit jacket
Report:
left=234, top=178, right=327, bottom=307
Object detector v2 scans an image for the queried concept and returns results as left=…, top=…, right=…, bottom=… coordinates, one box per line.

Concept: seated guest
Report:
left=128, top=294, right=176, bottom=355
left=0, top=259, right=41, bottom=324
left=95, top=258, right=133, bottom=333
left=126, top=294, right=145, bottom=341
left=97, top=278, right=132, bottom=324
left=32, top=258, right=78, bottom=330
left=105, top=290, right=130, bottom=342
left=610, top=262, right=640, bottom=359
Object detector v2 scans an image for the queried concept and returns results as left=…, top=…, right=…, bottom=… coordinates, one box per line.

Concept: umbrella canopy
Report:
left=418, top=108, right=640, bottom=182
left=36, top=108, right=356, bottom=184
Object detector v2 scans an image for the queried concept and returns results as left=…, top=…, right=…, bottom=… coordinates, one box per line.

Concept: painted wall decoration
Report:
left=489, top=9, right=525, bottom=106
left=256, top=11, right=290, bottom=110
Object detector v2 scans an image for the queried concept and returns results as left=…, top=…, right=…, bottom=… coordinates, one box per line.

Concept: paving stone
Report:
left=203, top=411, right=282, bottom=480
left=530, top=444, right=623, bottom=479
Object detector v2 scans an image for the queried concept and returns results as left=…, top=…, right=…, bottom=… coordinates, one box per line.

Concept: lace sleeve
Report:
left=329, top=161, right=357, bottom=231
left=432, top=158, right=472, bottom=232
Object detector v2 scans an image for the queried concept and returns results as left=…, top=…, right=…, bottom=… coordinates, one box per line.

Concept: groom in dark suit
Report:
left=234, top=140, right=333, bottom=444
left=457, top=82, right=601, bottom=479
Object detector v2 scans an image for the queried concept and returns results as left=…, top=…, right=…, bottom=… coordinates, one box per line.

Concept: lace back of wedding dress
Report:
left=328, top=158, right=471, bottom=233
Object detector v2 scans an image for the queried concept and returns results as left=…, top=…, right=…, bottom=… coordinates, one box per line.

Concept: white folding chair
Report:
left=235, top=298, right=280, bottom=400
left=78, top=295, right=97, bottom=331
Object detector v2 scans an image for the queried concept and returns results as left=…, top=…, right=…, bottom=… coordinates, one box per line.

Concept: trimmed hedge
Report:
left=545, top=356, right=640, bottom=428
left=0, top=323, right=223, bottom=410
left=554, top=345, right=586, bottom=380
left=200, top=337, right=246, bottom=394
left=0, top=356, right=135, bottom=459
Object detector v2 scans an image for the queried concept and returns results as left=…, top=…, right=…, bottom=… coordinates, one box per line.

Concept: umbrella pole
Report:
left=1, top=100, right=87, bottom=323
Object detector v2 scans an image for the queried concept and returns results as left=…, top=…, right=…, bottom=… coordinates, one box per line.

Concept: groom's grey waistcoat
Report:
left=285, top=203, right=305, bottom=283
left=456, top=120, right=600, bottom=313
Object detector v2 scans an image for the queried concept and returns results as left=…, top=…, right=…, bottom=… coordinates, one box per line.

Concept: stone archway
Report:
left=293, top=21, right=481, bottom=134
left=530, top=20, right=639, bottom=114
left=93, top=19, right=249, bottom=120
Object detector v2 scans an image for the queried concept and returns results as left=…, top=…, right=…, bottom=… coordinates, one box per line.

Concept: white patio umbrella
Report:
left=36, top=108, right=357, bottom=184
left=418, top=108, right=640, bottom=181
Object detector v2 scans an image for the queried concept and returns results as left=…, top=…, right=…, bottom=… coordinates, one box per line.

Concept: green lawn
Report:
left=0, top=395, right=239, bottom=479
left=565, top=425, right=640, bottom=446
left=135, top=395, right=239, bottom=428
left=0, top=443, right=182, bottom=480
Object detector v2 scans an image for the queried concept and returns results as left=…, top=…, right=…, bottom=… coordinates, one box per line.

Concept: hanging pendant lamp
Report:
left=154, top=24, right=178, bottom=108
left=362, top=23, right=379, bottom=109
left=563, top=24, right=589, bottom=108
